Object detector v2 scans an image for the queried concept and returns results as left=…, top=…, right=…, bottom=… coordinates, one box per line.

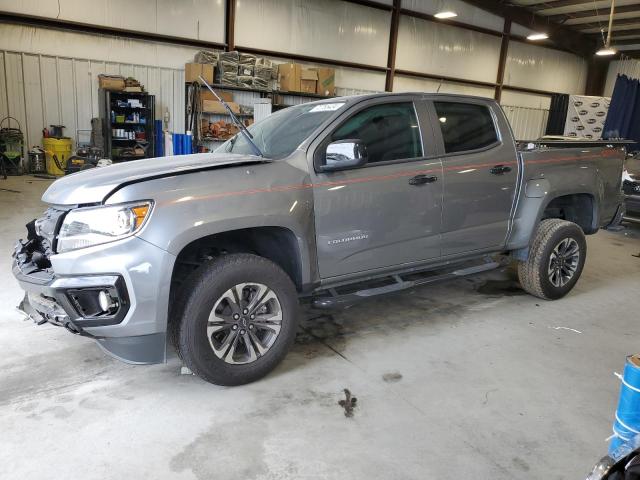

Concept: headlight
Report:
left=57, top=201, right=152, bottom=253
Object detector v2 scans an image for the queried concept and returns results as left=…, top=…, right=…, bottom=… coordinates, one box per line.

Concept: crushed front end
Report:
left=12, top=206, right=173, bottom=365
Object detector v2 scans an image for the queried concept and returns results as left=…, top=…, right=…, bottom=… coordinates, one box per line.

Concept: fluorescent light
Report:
left=434, top=11, right=457, bottom=19
left=596, top=47, right=617, bottom=56
left=527, top=32, right=548, bottom=41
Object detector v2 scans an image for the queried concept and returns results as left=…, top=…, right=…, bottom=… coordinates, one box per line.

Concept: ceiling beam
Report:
left=528, top=0, right=596, bottom=12
left=462, top=0, right=597, bottom=56
left=576, top=17, right=640, bottom=31
left=586, top=28, right=640, bottom=37
left=614, top=49, right=640, bottom=57
left=611, top=38, right=640, bottom=46
left=547, top=4, right=640, bottom=23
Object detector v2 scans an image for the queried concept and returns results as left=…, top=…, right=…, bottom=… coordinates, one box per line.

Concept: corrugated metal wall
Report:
left=0, top=50, right=185, bottom=149
left=501, top=105, right=550, bottom=140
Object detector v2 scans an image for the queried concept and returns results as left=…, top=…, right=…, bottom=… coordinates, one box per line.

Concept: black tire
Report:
left=517, top=219, right=587, bottom=300
left=171, top=253, right=299, bottom=386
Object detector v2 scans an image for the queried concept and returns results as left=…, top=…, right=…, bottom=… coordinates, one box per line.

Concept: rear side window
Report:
left=434, top=102, right=498, bottom=154
left=331, top=102, right=422, bottom=164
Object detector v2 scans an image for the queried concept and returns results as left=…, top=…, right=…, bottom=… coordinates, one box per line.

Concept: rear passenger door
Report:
left=310, top=97, right=443, bottom=279
left=429, top=100, right=518, bottom=256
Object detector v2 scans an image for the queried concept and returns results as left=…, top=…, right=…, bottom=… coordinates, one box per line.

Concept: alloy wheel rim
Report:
left=207, top=283, right=282, bottom=364
left=547, top=238, right=580, bottom=288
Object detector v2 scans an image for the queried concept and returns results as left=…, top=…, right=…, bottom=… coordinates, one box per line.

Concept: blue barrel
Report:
left=610, top=355, right=640, bottom=454
left=172, top=133, right=182, bottom=155
left=183, top=132, right=192, bottom=155
left=154, top=120, right=163, bottom=157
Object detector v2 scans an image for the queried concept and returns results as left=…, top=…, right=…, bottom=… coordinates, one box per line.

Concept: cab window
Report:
left=330, top=102, right=423, bottom=164
left=434, top=102, right=498, bottom=154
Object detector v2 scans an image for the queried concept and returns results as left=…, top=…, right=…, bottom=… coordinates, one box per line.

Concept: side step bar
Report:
left=310, top=257, right=501, bottom=310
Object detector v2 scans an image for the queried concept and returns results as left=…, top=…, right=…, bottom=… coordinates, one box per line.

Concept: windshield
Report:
left=215, top=101, right=345, bottom=159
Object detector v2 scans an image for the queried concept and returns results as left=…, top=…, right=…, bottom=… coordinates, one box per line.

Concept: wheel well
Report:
left=541, top=194, right=596, bottom=234
left=170, top=227, right=303, bottom=305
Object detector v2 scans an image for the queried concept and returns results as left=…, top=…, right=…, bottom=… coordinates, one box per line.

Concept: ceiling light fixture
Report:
left=596, top=47, right=617, bottom=56
left=596, top=0, right=617, bottom=56
left=434, top=11, right=458, bottom=19
left=527, top=32, right=549, bottom=41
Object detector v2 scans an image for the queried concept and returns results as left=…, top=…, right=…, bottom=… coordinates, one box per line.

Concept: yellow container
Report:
left=43, top=137, right=72, bottom=176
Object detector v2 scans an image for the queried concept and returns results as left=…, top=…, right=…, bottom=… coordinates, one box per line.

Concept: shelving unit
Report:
left=99, top=89, right=155, bottom=161
left=185, top=82, right=334, bottom=151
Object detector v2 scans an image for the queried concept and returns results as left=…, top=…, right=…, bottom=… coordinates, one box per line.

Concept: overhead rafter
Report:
left=547, top=4, right=640, bottom=23
left=578, top=17, right=640, bottom=32
left=611, top=38, right=640, bottom=46
left=528, top=0, right=597, bottom=12
left=586, top=28, right=640, bottom=38
left=462, top=0, right=597, bottom=56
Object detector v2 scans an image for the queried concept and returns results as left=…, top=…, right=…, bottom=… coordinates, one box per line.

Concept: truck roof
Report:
left=307, top=91, right=498, bottom=106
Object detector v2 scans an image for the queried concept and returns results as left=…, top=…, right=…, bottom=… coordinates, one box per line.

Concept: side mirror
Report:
left=319, top=139, right=367, bottom=172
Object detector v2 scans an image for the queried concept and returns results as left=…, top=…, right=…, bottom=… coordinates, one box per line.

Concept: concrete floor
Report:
left=1, top=175, right=639, bottom=480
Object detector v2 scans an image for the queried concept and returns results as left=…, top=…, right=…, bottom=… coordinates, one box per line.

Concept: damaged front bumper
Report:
left=12, top=233, right=175, bottom=365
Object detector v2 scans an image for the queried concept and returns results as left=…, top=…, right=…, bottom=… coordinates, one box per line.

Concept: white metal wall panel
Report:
left=173, top=70, right=185, bottom=135
left=0, top=53, right=9, bottom=122
left=90, top=61, right=106, bottom=118
left=23, top=54, right=44, bottom=148
left=396, top=16, right=502, bottom=84
left=510, top=23, right=537, bottom=38
left=40, top=56, right=61, bottom=128
left=500, top=90, right=552, bottom=109
left=400, top=0, right=505, bottom=32
left=235, top=0, right=391, bottom=67
left=156, top=0, right=225, bottom=43
left=74, top=60, right=93, bottom=142
left=393, top=74, right=495, bottom=98
left=57, top=58, right=78, bottom=147
left=105, top=62, right=120, bottom=75
left=119, top=64, right=135, bottom=79
left=4, top=53, right=28, bottom=139
left=0, top=0, right=225, bottom=43
left=160, top=69, right=176, bottom=131
left=0, top=51, right=185, bottom=149
left=504, top=40, right=587, bottom=94
left=501, top=105, right=549, bottom=140
left=146, top=68, right=162, bottom=120
left=0, top=24, right=200, bottom=69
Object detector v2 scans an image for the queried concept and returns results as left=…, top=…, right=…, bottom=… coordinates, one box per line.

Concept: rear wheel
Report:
left=171, top=253, right=299, bottom=386
left=517, top=219, right=587, bottom=300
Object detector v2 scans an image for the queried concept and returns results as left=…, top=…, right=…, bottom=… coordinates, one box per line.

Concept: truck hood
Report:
left=42, top=152, right=267, bottom=205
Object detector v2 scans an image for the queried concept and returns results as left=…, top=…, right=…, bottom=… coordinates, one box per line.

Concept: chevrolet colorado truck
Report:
left=12, top=93, right=625, bottom=385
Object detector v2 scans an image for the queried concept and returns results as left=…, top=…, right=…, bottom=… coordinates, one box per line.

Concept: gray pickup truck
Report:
left=12, top=93, right=625, bottom=385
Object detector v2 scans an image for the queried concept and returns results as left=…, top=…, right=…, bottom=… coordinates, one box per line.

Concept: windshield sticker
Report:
left=310, top=103, right=344, bottom=112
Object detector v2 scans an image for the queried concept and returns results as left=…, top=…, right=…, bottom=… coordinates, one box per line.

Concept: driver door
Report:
left=309, top=96, right=443, bottom=279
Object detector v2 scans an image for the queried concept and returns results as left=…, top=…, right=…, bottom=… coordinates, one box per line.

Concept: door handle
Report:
left=489, top=164, right=512, bottom=175
left=409, top=174, right=438, bottom=185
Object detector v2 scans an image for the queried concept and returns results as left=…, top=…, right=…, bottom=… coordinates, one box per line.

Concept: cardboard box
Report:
left=200, top=89, right=233, bottom=102
left=300, top=69, right=318, bottom=94
left=278, top=63, right=301, bottom=92
left=202, top=100, right=240, bottom=115
left=185, top=63, right=214, bottom=84
left=316, top=67, right=336, bottom=96
left=99, top=74, right=125, bottom=91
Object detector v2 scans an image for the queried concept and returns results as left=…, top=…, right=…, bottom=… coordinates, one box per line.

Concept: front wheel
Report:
left=171, top=254, right=299, bottom=386
left=517, top=219, right=587, bottom=300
